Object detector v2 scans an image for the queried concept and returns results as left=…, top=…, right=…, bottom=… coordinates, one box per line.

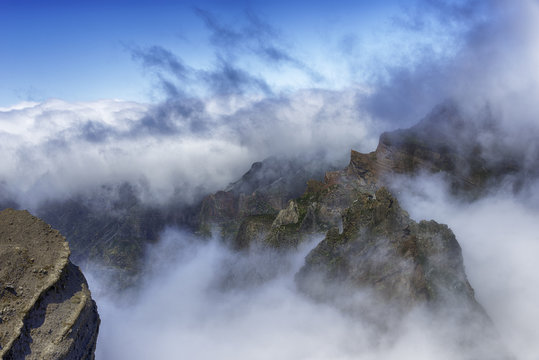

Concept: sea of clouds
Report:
left=2, top=0, right=539, bottom=358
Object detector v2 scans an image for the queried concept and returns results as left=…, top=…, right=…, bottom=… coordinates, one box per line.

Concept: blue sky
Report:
left=2, top=0, right=537, bottom=206
left=0, top=0, right=452, bottom=107
left=3, top=0, right=511, bottom=204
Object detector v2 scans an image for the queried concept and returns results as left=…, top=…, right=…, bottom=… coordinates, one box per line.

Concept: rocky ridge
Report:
left=202, top=144, right=487, bottom=312
left=9, top=102, right=534, bottom=281
left=0, top=209, right=99, bottom=360
left=198, top=103, right=532, bottom=250
left=198, top=105, right=514, bottom=357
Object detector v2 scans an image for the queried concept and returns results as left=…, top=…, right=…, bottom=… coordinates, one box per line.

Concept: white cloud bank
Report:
left=83, top=172, right=539, bottom=360
left=88, top=229, right=505, bottom=360
left=393, top=174, right=539, bottom=360
left=2, top=1, right=539, bottom=358
left=0, top=91, right=379, bottom=208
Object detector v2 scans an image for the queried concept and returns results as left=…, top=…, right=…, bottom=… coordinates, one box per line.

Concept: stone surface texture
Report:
left=0, top=209, right=99, bottom=360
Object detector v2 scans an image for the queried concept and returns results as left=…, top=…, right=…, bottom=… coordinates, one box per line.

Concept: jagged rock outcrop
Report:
left=202, top=103, right=538, bottom=252
left=0, top=209, right=99, bottom=360
left=271, top=200, right=300, bottom=228
left=294, top=187, right=511, bottom=358
left=198, top=105, right=515, bottom=357
left=198, top=156, right=333, bottom=240
left=199, top=104, right=502, bottom=248
left=295, top=187, right=478, bottom=308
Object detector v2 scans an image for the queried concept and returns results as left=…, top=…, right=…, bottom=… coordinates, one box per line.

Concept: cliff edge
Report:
left=0, top=209, right=99, bottom=360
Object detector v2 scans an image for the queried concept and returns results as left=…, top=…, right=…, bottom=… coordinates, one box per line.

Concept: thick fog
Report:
left=0, top=91, right=378, bottom=208
left=87, top=227, right=504, bottom=360
left=392, top=174, right=539, bottom=359
left=84, top=171, right=539, bottom=359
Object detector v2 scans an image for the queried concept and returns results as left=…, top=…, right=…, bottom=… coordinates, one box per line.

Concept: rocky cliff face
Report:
left=197, top=106, right=514, bottom=357
left=295, top=188, right=475, bottom=307
left=202, top=148, right=488, bottom=315
left=373, top=102, right=529, bottom=195
left=199, top=102, right=536, bottom=250
left=294, top=187, right=511, bottom=357
left=198, top=156, right=332, bottom=241
left=201, top=140, right=484, bottom=310
left=0, top=209, right=99, bottom=360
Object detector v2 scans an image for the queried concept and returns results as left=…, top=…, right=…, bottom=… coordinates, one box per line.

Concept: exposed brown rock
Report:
left=0, top=209, right=99, bottom=360
left=196, top=105, right=515, bottom=357
left=197, top=157, right=330, bottom=240
left=295, top=188, right=477, bottom=308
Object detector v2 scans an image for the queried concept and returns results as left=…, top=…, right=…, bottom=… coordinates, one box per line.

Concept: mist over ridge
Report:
left=2, top=1, right=539, bottom=359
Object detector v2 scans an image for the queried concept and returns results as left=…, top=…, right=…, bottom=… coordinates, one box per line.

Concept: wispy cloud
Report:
left=129, top=7, right=323, bottom=99
left=194, top=7, right=322, bottom=80
left=131, top=45, right=189, bottom=81
left=364, top=0, right=539, bottom=129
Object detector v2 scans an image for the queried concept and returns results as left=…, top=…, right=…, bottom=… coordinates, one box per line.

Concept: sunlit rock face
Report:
left=0, top=209, right=99, bottom=360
